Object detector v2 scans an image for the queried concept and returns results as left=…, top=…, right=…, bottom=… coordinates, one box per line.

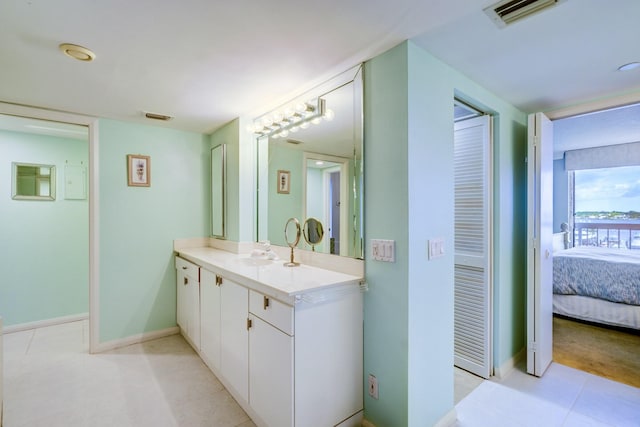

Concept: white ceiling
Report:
left=1, top=0, right=640, bottom=141
left=553, top=102, right=640, bottom=159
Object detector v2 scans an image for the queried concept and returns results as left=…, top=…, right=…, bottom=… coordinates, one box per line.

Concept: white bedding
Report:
left=553, top=294, right=640, bottom=330
left=555, top=246, right=640, bottom=263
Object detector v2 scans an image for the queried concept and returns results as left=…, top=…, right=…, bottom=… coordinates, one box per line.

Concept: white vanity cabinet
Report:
left=175, top=257, right=200, bottom=350
left=198, top=268, right=249, bottom=402
left=249, top=291, right=294, bottom=427
left=200, top=269, right=221, bottom=371
left=174, top=249, right=364, bottom=427
left=219, top=276, right=249, bottom=402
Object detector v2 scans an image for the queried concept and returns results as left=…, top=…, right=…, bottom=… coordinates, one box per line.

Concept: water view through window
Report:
left=574, top=165, right=640, bottom=249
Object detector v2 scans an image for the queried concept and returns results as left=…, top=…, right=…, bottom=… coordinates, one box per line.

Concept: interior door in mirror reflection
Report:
left=303, top=153, right=349, bottom=255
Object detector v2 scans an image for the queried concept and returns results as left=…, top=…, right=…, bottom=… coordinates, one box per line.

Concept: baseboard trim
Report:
left=94, top=326, right=179, bottom=353
left=361, top=419, right=376, bottom=427
left=494, top=347, right=526, bottom=379
left=3, top=313, right=89, bottom=334
left=434, top=408, right=458, bottom=427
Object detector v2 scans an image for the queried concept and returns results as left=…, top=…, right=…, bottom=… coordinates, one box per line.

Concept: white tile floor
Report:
left=454, top=368, right=484, bottom=404
left=455, top=362, right=640, bottom=427
left=3, top=321, right=255, bottom=427
left=3, top=321, right=639, bottom=426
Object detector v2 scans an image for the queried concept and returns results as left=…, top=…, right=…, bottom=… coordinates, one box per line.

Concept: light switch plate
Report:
left=428, top=238, right=445, bottom=260
left=371, top=239, right=395, bottom=262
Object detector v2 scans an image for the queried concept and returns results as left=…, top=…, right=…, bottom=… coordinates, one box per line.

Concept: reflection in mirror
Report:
left=302, top=217, right=324, bottom=252
left=211, top=144, right=226, bottom=238
left=12, top=162, right=56, bottom=200
left=283, top=217, right=301, bottom=267
left=302, top=153, right=348, bottom=255
left=256, top=65, right=363, bottom=258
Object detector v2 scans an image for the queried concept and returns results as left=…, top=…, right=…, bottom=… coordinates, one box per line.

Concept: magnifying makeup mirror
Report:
left=302, top=218, right=324, bottom=251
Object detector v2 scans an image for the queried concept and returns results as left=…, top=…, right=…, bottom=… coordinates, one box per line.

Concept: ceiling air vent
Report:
left=484, top=0, right=566, bottom=28
left=144, top=112, right=173, bottom=121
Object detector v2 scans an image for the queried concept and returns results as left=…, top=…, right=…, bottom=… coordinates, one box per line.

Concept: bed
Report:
left=552, top=235, right=640, bottom=330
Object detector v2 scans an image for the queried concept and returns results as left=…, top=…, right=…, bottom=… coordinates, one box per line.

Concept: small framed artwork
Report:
left=277, top=170, right=290, bottom=194
left=127, top=154, right=151, bottom=187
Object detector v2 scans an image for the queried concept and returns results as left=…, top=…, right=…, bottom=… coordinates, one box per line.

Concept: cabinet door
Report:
left=249, top=314, right=293, bottom=427
left=176, top=270, right=188, bottom=332
left=220, top=278, right=249, bottom=402
left=200, top=269, right=221, bottom=371
left=186, top=272, right=201, bottom=350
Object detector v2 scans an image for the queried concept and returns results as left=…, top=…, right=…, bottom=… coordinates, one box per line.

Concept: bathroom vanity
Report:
left=174, top=246, right=364, bottom=427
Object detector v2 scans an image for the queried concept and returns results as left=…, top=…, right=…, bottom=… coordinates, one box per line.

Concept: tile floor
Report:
left=2, top=321, right=255, bottom=427
left=2, top=321, right=639, bottom=426
left=454, top=368, right=484, bottom=404
left=455, top=363, right=640, bottom=427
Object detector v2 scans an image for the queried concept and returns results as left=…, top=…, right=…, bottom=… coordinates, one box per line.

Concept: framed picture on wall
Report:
left=277, top=170, right=290, bottom=194
left=127, top=154, right=151, bottom=187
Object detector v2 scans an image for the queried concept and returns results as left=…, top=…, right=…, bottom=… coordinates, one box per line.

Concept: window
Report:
left=573, top=165, right=640, bottom=248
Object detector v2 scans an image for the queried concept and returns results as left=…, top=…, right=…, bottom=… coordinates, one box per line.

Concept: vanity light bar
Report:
left=250, top=97, right=333, bottom=139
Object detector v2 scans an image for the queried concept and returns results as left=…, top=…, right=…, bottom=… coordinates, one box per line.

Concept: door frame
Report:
left=526, top=93, right=640, bottom=376
left=0, top=102, right=100, bottom=353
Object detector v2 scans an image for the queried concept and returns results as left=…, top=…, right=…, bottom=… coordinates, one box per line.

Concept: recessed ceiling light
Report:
left=59, top=43, right=96, bottom=62
left=617, top=62, right=640, bottom=72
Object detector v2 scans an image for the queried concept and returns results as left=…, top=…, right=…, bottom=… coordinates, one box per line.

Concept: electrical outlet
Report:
left=368, top=374, right=379, bottom=399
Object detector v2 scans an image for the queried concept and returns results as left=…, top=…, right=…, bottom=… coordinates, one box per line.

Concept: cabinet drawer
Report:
left=249, top=290, right=293, bottom=335
left=175, top=256, right=199, bottom=281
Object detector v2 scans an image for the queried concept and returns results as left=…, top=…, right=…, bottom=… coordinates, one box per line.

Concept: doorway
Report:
left=527, top=100, right=640, bottom=379
left=0, top=102, right=98, bottom=352
left=453, top=99, right=493, bottom=380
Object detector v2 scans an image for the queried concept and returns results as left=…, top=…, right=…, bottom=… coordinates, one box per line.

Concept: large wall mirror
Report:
left=256, top=65, right=363, bottom=258
left=12, top=162, right=56, bottom=200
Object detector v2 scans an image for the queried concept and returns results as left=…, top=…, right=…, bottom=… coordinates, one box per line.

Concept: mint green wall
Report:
left=306, top=168, right=323, bottom=217
left=364, top=44, right=410, bottom=426
left=210, top=119, right=238, bottom=241
left=363, top=41, right=527, bottom=425
left=303, top=167, right=325, bottom=252
left=0, top=130, right=88, bottom=326
left=98, top=119, right=209, bottom=342
left=268, top=144, right=304, bottom=247
left=209, top=117, right=256, bottom=243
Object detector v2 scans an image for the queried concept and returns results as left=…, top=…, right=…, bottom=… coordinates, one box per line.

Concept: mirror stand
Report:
left=284, top=246, right=299, bottom=267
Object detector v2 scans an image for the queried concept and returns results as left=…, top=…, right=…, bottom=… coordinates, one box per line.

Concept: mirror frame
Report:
left=211, top=144, right=227, bottom=238
left=12, top=162, right=56, bottom=201
left=255, top=64, right=364, bottom=259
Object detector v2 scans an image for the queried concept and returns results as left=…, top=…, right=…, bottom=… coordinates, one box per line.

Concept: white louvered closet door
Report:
left=454, top=115, right=492, bottom=379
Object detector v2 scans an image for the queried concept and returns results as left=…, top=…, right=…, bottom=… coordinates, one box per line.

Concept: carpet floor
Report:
left=553, top=315, right=640, bottom=388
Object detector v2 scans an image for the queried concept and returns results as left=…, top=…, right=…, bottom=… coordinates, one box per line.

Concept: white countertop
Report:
left=175, top=247, right=363, bottom=305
